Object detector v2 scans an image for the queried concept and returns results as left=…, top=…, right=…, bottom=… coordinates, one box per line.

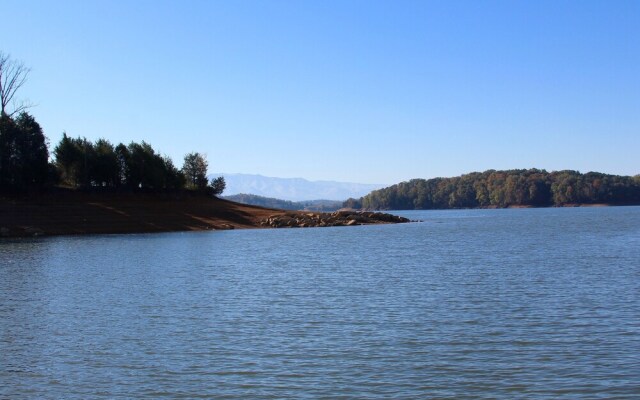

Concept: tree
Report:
left=53, top=133, right=93, bottom=187
left=0, top=52, right=32, bottom=117
left=91, top=139, right=120, bottom=187
left=126, top=141, right=164, bottom=189
left=0, top=112, right=48, bottom=191
left=0, top=114, right=19, bottom=188
left=54, top=133, right=82, bottom=186
left=209, top=176, right=226, bottom=196
left=343, top=197, right=362, bottom=209
left=114, top=143, right=130, bottom=187
left=182, top=152, right=208, bottom=190
left=14, top=112, right=48, bottom=186
left=160, top=155, right=185, bottom=190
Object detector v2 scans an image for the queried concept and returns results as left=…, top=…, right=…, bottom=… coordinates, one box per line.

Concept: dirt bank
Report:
left=0, top=190, right=407, bottom=237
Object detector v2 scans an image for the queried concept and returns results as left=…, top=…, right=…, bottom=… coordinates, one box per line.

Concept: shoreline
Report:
left=375, top=203, right=635, bottom=211
left=3, top=190, right=634, bottom=238
left=0, top=191, right=408, bottom=238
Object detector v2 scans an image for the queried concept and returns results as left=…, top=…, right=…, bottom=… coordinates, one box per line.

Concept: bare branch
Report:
left=8, top=99, right=35, bottom=117
left=0, top=51, right=32, bottom=116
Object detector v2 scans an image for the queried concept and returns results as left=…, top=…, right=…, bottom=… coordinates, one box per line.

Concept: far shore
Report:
left=505, top=203, right=613, bottom=209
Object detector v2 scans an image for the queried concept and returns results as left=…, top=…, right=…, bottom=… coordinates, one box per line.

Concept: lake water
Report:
left=1, top=207, right=639, bottom=399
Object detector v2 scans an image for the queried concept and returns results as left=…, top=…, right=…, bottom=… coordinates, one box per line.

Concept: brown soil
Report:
left=0, top=190, right=287, bottom=237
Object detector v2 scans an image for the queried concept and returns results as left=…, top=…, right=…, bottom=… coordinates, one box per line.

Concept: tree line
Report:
left=1, top=115, right=226, bottom=195
left=225, top=193, right=343, bottom=211
left=0, top=52, right=225, bottom=196
left=345, top=169, right=640, bottom=210
left=53, top=133, right=225, bottom=194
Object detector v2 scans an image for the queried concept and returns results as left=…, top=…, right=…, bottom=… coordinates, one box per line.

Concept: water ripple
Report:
left=1, top=207, right=640, bottom=398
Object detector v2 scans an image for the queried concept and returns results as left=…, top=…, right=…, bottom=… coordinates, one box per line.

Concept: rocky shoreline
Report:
left=259, top=210, right=410, bottom=228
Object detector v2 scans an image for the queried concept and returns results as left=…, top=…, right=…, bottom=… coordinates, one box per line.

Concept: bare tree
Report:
left=0, top=51, right=32, bottom=117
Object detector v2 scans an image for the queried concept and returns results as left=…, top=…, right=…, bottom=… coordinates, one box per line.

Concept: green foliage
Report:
left=182, top=152, right=209, bottom=190
left=343, top=197, right=362, bottom=209
left=358, top=169, right=640, bottom=210
left=53, top=133, right=89, bottom=186
left=209, top=176, right=226, bottom=196
left=54, top=136, right=187, bottom=191
left=92, top=139, right=119, bottom=187
left=0, top=112, right=49, bottom=191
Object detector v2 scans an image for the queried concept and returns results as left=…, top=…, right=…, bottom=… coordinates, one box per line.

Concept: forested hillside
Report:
left=353, top=169, right=640, bottom=210
left=224, top=193, right=342, bottom=211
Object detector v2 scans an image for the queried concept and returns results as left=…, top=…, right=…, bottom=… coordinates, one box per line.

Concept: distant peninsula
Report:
left=345, top=169, right=640, bottom=210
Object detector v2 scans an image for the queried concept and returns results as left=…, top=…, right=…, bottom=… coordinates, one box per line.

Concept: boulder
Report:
left=258, top=210, right=409, bottom=229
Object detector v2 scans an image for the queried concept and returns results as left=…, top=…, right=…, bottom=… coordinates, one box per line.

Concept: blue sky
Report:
left=3, top=0, right=638, bottom=184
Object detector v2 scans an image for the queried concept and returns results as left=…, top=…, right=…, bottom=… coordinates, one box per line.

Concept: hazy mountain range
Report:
left=210, top=173, right=385, bottom=201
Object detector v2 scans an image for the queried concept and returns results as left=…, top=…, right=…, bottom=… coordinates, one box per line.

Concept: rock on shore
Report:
left=259, top=210, right=410, bottom=228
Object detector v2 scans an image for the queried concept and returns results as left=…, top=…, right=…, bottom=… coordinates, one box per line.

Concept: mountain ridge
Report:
left=210, top=173, right=386, bottom=201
